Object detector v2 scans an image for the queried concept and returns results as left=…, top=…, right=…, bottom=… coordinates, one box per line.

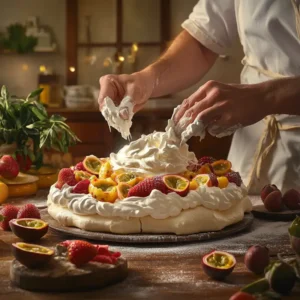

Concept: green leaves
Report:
left=0, top=85, right=80, bottom=165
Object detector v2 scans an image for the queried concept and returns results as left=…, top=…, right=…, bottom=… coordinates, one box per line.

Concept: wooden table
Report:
left=1, top=206, right=300, bottom=299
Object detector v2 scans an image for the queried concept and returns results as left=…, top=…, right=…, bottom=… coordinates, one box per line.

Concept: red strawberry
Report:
left=207, top=173, right=218, bottom=187
left=0, top=205, right=19, bottom=231
left=198, top=156, right=216, bottom=166
left=74, top=162, right=86, bottom=171
left=16, top=154, right=32, bottom=172
left=59, top=240, right=73, bottom=248
left=92, top=255, right=114, bottom=264
left=0, top=155, right=19, bottom=179
left=55, top=168, right=77, bottom=189
left=226, top=172, right=242, bottom=187
left=17, top=203, right=40, bottom=219
left=72, top=179, right=90, bottom=194
left=67, top=240, right=97, bottom=267
left=95, top=244, right=109, bottom=255
left=128, top=176, right=168, bottom=197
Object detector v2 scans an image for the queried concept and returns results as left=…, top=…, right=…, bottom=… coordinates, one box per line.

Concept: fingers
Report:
left=98, top=75, right=121, bottom=111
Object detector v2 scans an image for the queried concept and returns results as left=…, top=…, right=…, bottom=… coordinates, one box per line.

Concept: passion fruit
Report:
left=117, top=182, right=131, bottom=200
left=83, top=155, right=102, bottom=175
left=12, top=242, right=54, bottom=268
left=263, top=190, right=283, bottom=212
left=282, top=189, right=300, bottom=210
left=74, top=170, right=92, bottom=182
left=260, top=184, right=279, bottom=202
left=197, top=164, right=214, bottom=175
left=211, top=160, right=232, bottom=176
left=99, top=161, right=113, bottom=179
left=244, top=245, right=269, bottom=275
left=162, top=175, right=189, bottom=197
left=229, top=292, right=256, bottom=300
left=89, top=178, right=118, bottom=202
left=9, top=218, right=48, bottom=242
left=202, top=250, right=236, bottom=280
left=288, top=216, right=300, bottom=256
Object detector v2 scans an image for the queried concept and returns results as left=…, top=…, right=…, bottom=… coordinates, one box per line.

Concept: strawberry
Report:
left=72, top=179, right=90, bottom=194
left=127, top=176, right=168, bottom=197
left=16, top=154, right=32, bottom=172
left=55, top=168, right=77, bottom=189
left=94, top=244, right=109, bottom=255
left=74, top=162, right=86, bottom=171
left=92, top=255, right=114, bottom=264
left=67, top=240, right=97, bottom=267
left=17, top=203, right=40, bottom=219
left=0, top=155, right=19, bottom=179
left=207, top=173, right=218, bottom=187
left=226, top=172, right=242, bottom=187
left=0, top=205, right=19, bottom=230
left=198, top=156, right=216, bottom=166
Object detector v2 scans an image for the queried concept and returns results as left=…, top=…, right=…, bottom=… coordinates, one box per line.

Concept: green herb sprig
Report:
left=0, top=85, right=80, bottom=168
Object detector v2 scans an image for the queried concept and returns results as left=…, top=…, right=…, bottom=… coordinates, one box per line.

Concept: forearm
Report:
left=136, top=30, right=218, bottom=98
left=262, top=76, right=300, bottom=115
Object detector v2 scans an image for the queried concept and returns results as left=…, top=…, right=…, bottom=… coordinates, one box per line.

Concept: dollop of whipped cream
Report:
left=110, top=126, right=197, bottom=175
left=48, top=183, right=248, bottom=220
left=101, top=96, right=134, bottom=140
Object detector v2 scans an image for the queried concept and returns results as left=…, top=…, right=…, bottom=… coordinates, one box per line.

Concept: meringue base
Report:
left=47, top=196, right=252, bottom=235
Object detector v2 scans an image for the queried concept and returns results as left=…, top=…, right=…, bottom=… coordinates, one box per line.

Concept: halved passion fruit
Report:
left=83, top=155, right=103, bottom=175
left=211, top=160, right=232, bottom=176
left=74, top=170, right=92, bottom=182
left=89, top=178, right=118, bottom=203
left=196, top=163, right=214, bottom=175
left=202, top=250, right=236, bottom=280
left=99, top=161, right=113, bottom=179
left=9, top=218, right=48, bottom=242
left=117, top=182, right=131, bottom=200
left=12, top=242, right=54, bottom=268
left=162, top=175, right=189, bottom=197
left=116, top=173, right=142, bottom=187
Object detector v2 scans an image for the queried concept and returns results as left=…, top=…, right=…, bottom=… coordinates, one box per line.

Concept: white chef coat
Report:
left=182, top=0, right=300, bottom=194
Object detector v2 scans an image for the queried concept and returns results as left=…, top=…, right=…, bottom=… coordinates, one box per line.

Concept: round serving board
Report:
left=41, top=209, right=254, bottom=244
left=252, top=205, right=300, bottom=221
left=10, top=257, right=128, bottom=292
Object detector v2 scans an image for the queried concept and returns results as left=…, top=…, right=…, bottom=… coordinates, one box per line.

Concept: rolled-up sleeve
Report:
left=182, top=0, right=237, bottom=54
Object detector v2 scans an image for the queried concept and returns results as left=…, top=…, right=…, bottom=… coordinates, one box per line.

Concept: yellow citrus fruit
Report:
left=217, top=176, right=229, bottom=189
left=0, top=181, right=9, bottom=203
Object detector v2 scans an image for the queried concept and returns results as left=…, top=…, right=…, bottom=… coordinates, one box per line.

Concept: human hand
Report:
left=173, top=80, right=269, bottom=130
left=98, top=72, right=153, bottom=119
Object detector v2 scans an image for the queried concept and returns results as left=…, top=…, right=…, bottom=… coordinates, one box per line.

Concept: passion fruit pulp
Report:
left=12, top=242, right=54, bottom=268
left=9, top=218, right=48, bottom=242
left=83, top=155, right=102, bottom=175
left=211, top=160, right=232, bottom=176
left=202, top=250, right=236, bottom=280
left=117, top=182, right=131, bottom=200
left=162, top=175, right=189, bottom=196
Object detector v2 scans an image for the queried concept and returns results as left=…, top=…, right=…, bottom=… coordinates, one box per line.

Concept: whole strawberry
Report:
left=226, top=172, right=242, bottom=187
left=16, top=154, right=32, bottom=172
left=128, top=176, right=168, bottom=197
left=17, top=203, right=40, bottom=219
left=55, top=168, right=77, bottom=189
left=72, top=179, right=90, bottom=194
left=74, top=162, right=86, bottom=171
left=0, top=205, right=19, bottom=230
left=67, top=240, right=97, bottom=267
left=0, top=155, right=19, bottom=179
left=198, top=156, right=216, bottom=166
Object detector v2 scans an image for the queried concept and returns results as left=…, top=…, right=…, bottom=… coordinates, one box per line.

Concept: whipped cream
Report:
left=101, top=96, right=134, bottom=140
left=48, top=183, right=248, bottom=220
left=110, top=127, right=197, bottom=175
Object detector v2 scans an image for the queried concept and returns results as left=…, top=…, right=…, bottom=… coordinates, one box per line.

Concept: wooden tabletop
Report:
left=1, top=208, right=300, bottom=299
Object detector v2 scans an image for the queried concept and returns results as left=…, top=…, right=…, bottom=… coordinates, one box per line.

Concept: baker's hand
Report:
left=98, top=73, right=152, bottom=118
left=173, top=80, right=268, bottom=129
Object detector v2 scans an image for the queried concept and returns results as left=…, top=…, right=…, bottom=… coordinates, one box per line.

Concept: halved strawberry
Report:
left=72, top=179, right=90, bottom=194
left=127, top=176, right=168, bottom=197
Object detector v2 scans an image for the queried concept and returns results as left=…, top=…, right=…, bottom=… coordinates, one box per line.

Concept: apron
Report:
left=227, top=0, right=300, bottom=194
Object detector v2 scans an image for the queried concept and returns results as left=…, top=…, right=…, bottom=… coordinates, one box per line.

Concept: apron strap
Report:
left=247, top=115, right=300, bottom=190
left=291, top=0, right=300, bottom=39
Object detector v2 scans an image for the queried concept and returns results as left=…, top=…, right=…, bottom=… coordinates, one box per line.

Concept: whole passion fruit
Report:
left=288, top=216, right=300, bottom=256
left=202, top=250, right=236, bottom=280
left=263, top=190, right=283, bottom=212
left=9, top=218, right=48, bottom=242
left=162, top=175, right=189, bottom=197
left=260, top=184, right=279, bottom=202
left=244, top=245, right=269, bottom=275
left=12, top=242, right=54, bottom=268
left=282, top=189, right=300, bottom=210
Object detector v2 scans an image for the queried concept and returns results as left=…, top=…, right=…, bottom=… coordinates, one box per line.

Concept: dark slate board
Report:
left=252, top=204, right=300, bottom=221
left=41, top=209, right=254, bottom=244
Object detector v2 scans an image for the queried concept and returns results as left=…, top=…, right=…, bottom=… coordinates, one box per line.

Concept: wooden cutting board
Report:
left=10, top=256, right=128, bottom=292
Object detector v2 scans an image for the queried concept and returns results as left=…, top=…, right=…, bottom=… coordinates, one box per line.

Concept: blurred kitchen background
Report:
left=0, top=0, right=243, bottom=166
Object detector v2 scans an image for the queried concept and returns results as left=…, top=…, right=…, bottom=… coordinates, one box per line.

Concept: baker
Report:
left=98, top=0, right=300, bottom=194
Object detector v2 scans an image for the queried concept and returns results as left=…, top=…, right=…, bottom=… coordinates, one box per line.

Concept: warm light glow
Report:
left=103, top=57, right=112, bottom=67
left=132, top=43, right=139, bottom=52
left=21, top=64, right=29, bottom=71
left=69, top=66, right=76, bottom=72
left=39, top=65, right=46, bottom=73
left=118, top=55, right=125, bottom=62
